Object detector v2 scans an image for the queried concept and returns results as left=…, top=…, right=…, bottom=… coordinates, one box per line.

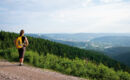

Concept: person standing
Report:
left=14, top=30, right=29, bottom=66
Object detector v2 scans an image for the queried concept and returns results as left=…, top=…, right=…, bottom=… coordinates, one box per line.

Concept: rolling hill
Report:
left=43, top=33, right=130, bottom=42
left=104, top=47, right=130, bottom=56
left=114, top=52, right=130, bottom=66
left=104, top=47, right=130, bottom=66
left=91, top=36, right=130, bottom=47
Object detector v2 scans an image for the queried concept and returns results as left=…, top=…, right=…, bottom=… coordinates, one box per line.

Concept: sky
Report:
left=0, top=0, right=130, bottom=33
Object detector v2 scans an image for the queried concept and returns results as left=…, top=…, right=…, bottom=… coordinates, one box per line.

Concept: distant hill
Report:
left=114, top=52, right=130, bottom=66
left=39, top=34, right=130, bottom=51
left=26, top=33, right=86, bottom=48
left=91, top=36, right=130, bottom=47
left=104, top=47, right=130, bottom=56
left=26, top=33, right=52, bottom=40
left=43, top=33, right=130, bottom=42
left=104, top=47, right=130, bottom=67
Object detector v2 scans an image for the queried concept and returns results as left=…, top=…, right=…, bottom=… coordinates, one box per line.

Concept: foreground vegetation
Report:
left=0, top=48, right=130, bottom=80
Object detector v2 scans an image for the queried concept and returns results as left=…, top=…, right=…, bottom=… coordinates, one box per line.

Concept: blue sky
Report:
left=0, top=0, right=130, bottom=33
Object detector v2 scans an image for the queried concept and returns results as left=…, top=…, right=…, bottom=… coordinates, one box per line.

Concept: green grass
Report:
left=0, top=48, right=130, bottom=80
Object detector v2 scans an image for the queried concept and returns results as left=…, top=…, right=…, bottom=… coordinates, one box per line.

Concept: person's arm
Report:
left=25, top=37, right=29, bottom=47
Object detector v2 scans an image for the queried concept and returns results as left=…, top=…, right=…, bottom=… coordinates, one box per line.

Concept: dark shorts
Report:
left=18, top=47, right=26, bottom=58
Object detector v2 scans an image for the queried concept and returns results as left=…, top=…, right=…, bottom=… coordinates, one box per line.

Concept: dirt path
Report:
left=0, top=60, right=87, bottom=80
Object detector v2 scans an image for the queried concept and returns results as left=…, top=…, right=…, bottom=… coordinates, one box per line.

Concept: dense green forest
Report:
left=0, top=31, right=130, bottom=80
left=104, top=47, right=130, bottom=66
left=114, top=52, right=130, bottom=67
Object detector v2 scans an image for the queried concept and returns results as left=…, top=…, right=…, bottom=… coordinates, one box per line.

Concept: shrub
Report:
left=0, top=48, right=130, bottom=80
left=117, top=71, right=130, bottom=80
left=24, top=51, right=34, bottom=64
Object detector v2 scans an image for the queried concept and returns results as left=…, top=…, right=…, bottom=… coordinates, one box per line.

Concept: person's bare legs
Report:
left=19, top=58, right=24, bottom=66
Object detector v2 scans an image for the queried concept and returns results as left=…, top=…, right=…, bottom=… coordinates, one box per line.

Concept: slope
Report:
left=0, top=31, right=129, bottom=73
left=113, top=52, right=130, bottom=66
left=0, top=49, right=130, bottom=80
left=104, top=47, right=130, bottom=66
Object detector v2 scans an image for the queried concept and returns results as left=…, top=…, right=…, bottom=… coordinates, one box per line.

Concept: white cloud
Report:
left=82, top=0, right=93, bottom=7
left=100, top=0, right=123, bottom=3
left=50, top=2, right=130, bottom=33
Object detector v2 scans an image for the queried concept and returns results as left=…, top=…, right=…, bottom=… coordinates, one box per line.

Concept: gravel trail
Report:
left=0, top=60, right=87, bottom=80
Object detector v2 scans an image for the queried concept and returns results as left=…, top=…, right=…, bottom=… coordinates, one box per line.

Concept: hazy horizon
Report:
left=1, top=30, right=130, bottom=34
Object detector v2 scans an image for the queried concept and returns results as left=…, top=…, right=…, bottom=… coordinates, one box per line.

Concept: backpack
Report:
left=16, top=36, right=25, bottom=48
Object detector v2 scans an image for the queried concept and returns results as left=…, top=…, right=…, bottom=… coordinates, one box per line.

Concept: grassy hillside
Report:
left=0, top=48, right=130, bottom=80
left=0, top=31, right=130, bottom=73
